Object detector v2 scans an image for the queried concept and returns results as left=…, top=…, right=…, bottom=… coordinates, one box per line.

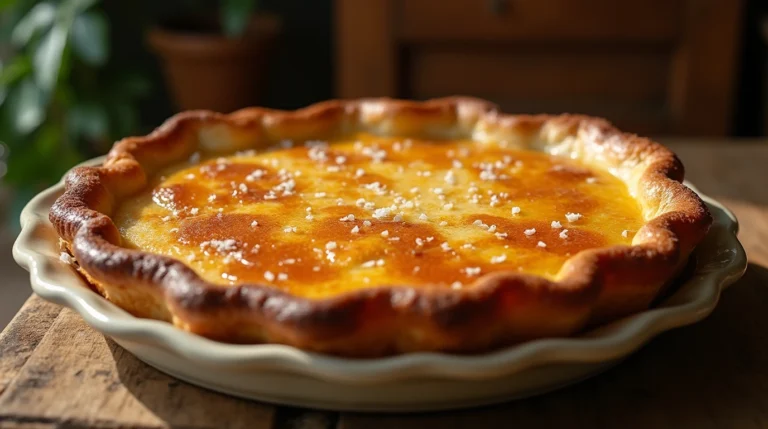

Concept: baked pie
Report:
left=50, top=98, right=711, bottom=356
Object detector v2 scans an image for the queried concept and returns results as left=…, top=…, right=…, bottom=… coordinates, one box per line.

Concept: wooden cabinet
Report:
left=336, top=0, right=743, bottom=136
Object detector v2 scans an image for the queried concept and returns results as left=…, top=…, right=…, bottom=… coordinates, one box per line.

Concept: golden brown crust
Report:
left=49, top=97, right=712, bottom=356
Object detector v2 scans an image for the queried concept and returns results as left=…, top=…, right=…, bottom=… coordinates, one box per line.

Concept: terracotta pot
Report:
left=148, top=14, right=281, bottom=113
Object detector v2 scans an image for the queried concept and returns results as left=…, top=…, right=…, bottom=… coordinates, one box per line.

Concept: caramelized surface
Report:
left=114, top=134, right=644, bottom=298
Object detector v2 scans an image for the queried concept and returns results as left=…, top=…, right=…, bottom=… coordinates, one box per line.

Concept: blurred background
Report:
left=0, top=0, right=763, bottom=326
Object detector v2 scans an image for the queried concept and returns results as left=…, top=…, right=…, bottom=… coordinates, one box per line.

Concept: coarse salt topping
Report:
left=372, top=207, right=391, bottom=219
left=565, top=212, right=582, bottom=222
left=444, top=170, right=457, bottom=185
left=464, top=267, right=481, bottom=276
left=490, top=254, right=506, bottom=264
left=200, top=239, right=238, bottom=254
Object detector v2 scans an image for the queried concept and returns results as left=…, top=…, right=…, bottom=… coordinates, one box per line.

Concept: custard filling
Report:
left=114, top=134, right=644, bottom=298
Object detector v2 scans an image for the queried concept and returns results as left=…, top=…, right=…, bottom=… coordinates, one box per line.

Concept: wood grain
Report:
left=668, top=0, right=744, bottom=136
left=1, top=141, right=767, bottom=428
left=335, top=0, right=396, bottom=98
left=0, top=307, right=276, bottom=429
left=409, top=47, right=671, bottom=134
left=0, top=296, right=61, bottom=396
left=410, top=48, right=669, bottom=102
left=399, top=0, right=684, bottom=42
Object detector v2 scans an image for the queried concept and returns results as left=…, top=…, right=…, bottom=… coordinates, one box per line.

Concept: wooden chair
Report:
left=336, top=0, right=744, bottom=136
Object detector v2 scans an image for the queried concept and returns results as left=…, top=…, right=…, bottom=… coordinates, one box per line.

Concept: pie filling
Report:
left=114, top=134, right=644, bottom=299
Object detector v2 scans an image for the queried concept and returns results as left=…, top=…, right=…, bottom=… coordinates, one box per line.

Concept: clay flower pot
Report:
left=148, top=14, right=281, bottom=113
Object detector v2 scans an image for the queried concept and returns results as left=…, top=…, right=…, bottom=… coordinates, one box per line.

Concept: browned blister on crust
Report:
left=49, top=98, right=712, bottom=356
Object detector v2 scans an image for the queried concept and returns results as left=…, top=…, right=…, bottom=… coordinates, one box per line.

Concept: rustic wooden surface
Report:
left=1, top=141, right=767, bottom=428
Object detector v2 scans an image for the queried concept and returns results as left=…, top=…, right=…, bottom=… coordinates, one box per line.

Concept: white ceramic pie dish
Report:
left=13, top=158, right=747, bottom=412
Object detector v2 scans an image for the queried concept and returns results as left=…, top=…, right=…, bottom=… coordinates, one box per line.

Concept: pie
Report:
left=50, top=98, right=712, bottom=356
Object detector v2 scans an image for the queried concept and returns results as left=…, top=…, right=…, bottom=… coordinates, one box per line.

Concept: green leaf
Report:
left=32, top=23, right=68, bottom=97
left=33, top=120, right=60, bottom=156
left=7, top=79, right=45, bottom=135
left=71, top=10, right=108, bottom=66
left=0, top=59, right=5, bottom=106
left=221, top=0, right=256, bottom=38
left=3, top=121, right=83, bottom=188
left=0, top=0, right=16, bottom=11
left=10, top=2, right=55, bottom=46
left=0, top=56, right=33, bottom=86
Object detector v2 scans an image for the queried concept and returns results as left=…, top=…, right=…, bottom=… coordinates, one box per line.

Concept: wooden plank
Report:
left=399, top=0, right=684, bottom=43
left=0, top=309, right=276, bottom=429
left=668, top=0, right=744, bottom=135
left=409, top=46, right=671, bottom=134
left=410, top=47, right=669, bottom=102
left=0, top=423, right=57, bottom=429
left=0, top=296, right=61, bottom=395
left=335, top=0, right=396, bottom=98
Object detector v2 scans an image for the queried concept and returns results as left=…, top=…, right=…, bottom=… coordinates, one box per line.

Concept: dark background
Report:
left=105, top=0, right=333, bottom=132
left=106, top=0, right=768, bottom=136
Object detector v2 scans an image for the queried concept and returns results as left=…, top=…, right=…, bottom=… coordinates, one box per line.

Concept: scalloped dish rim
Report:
left=13, top=157, right=747, bottom=384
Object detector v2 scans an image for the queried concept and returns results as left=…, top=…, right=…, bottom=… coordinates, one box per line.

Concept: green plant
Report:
left=220, top=0, right=258, bottom=38
left=0, top=0, right=149, bottom=194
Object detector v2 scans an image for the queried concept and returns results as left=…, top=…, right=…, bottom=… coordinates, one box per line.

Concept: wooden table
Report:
left=1, top=141, right=767, bottom=429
